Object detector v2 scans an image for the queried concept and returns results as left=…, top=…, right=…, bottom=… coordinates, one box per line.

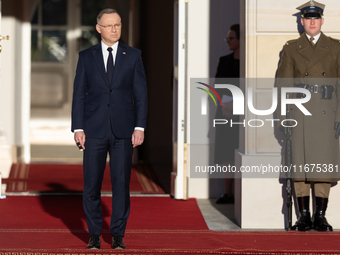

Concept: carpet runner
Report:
left=3, top=163, right=164, bottom=194
left=0, top=196, right=339, bottom=254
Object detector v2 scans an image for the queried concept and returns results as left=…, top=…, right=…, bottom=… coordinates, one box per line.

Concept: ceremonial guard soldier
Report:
left=277, top=0, right=340, bottom=231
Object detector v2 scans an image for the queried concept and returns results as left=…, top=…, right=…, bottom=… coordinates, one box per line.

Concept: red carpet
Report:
left=0, top=196, right=339, bottom=254
left=3, top=163, right=164, bottom=194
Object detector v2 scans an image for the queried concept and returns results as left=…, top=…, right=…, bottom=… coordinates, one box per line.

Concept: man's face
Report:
left=301, top=17, right=324, bottom=37
left=96, top=13, right=122, bottom=46
left=226, top=30, right=240, bottom=52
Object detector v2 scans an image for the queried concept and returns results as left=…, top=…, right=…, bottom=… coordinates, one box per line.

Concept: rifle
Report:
left=284, top=110, right=293, bottom=230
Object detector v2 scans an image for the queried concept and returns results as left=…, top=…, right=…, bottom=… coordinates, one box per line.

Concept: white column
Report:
left=20, top=22, right=31, bottom=163
left=0, top=16, right=31, bottom=179
left=0, top=17, right=17, bottom=178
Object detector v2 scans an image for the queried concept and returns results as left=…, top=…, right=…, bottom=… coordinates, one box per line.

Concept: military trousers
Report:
left=294, top=181, right=331, bottom=198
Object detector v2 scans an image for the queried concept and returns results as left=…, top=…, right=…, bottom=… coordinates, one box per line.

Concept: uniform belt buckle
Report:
left=310, top=84, right=318, bottom=93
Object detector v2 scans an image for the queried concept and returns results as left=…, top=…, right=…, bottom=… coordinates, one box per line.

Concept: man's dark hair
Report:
left=97, top=8, right=121, bottom=24
left=230, top=24, right=240, bottom=40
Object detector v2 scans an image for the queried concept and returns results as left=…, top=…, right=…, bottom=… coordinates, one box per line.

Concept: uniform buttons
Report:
left=322, top=72, right=326, bottom=76
left=305, top=72, right=308, bottom=76
left=108, top=104, right=110, bottom=107
left=322, top=111, right=326, bottom=114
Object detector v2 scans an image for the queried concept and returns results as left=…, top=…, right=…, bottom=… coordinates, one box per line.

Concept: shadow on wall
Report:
left=208, top=0, right=240, bottom=199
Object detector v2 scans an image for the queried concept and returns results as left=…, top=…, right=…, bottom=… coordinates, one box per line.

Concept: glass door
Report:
left=30, top=0, right=129, bottom=149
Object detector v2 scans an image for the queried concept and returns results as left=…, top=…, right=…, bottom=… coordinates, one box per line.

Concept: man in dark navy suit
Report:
left=71, top=8, right=147, bottom=250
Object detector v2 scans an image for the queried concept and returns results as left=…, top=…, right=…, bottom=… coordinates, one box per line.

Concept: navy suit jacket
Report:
left=71, top=42, right=148, bottom=139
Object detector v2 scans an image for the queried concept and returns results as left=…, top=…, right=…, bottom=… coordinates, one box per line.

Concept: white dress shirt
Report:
left=101, top=40, right=118, bottom=71
left=305, top=32, right=321, bottom=44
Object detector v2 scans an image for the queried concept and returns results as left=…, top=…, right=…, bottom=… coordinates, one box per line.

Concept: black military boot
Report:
left=291, top=196, right=312, bottom=231
left=313, top=197, right=333, bottom=231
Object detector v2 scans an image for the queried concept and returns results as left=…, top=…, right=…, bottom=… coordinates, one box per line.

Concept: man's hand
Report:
left=335, top=122, right=340, bottom=139
left=132, top=130, right=144, bottom=148
left=74, top=131, right=86, bottom=150
left=222, top=102, right=233, bottom=119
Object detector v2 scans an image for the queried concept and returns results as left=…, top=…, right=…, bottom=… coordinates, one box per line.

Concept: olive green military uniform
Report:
left=278, top=0, right=336, bottom=232
left=277, top=32, right=340, bottom=186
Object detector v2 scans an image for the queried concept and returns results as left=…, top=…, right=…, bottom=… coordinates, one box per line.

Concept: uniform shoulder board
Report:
left=329, top=37, right=340, bottom=43
left=285, top=39, right=297, bottom=46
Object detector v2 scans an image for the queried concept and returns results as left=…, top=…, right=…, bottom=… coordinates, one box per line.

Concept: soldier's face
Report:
left=301, top=17, right=324, bottom=37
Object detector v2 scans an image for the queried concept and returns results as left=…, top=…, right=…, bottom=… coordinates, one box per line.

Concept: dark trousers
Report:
left=83, top=125, right=133, bottom=237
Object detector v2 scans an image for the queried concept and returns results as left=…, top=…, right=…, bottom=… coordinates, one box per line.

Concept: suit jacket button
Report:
left=322, top=72, right=326, bottom=76
left=108, top=104, right=110, bottom=107
left=110, top=89, right=112, bottom=92
left=305, top=72, right=308, bottom=76
left=322, top=111, right=326, bottom=114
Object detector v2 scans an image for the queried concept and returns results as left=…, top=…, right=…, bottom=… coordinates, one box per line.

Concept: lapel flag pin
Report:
left=123, top=52, right=126, bottom=54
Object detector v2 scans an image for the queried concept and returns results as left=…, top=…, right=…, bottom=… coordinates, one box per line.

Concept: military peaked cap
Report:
left=297, top=0, right=325, bottom=18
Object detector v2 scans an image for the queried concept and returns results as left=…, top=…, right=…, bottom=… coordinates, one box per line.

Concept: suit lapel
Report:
left=306, top=33, right=330, bottom=71
left=112, top=43, right=126, bottom=86
left=92, top=44, right=109, bottom=85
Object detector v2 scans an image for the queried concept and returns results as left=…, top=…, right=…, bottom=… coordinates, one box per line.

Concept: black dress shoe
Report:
left=291, top=196, right=312, bottom=231
left=313, top=197, right=333, bottom=232
left=86, top=235, right=101, bottom=249
left=216, top=194, right=234, bottom=204
left=112, top=235, right=126, bottom=249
